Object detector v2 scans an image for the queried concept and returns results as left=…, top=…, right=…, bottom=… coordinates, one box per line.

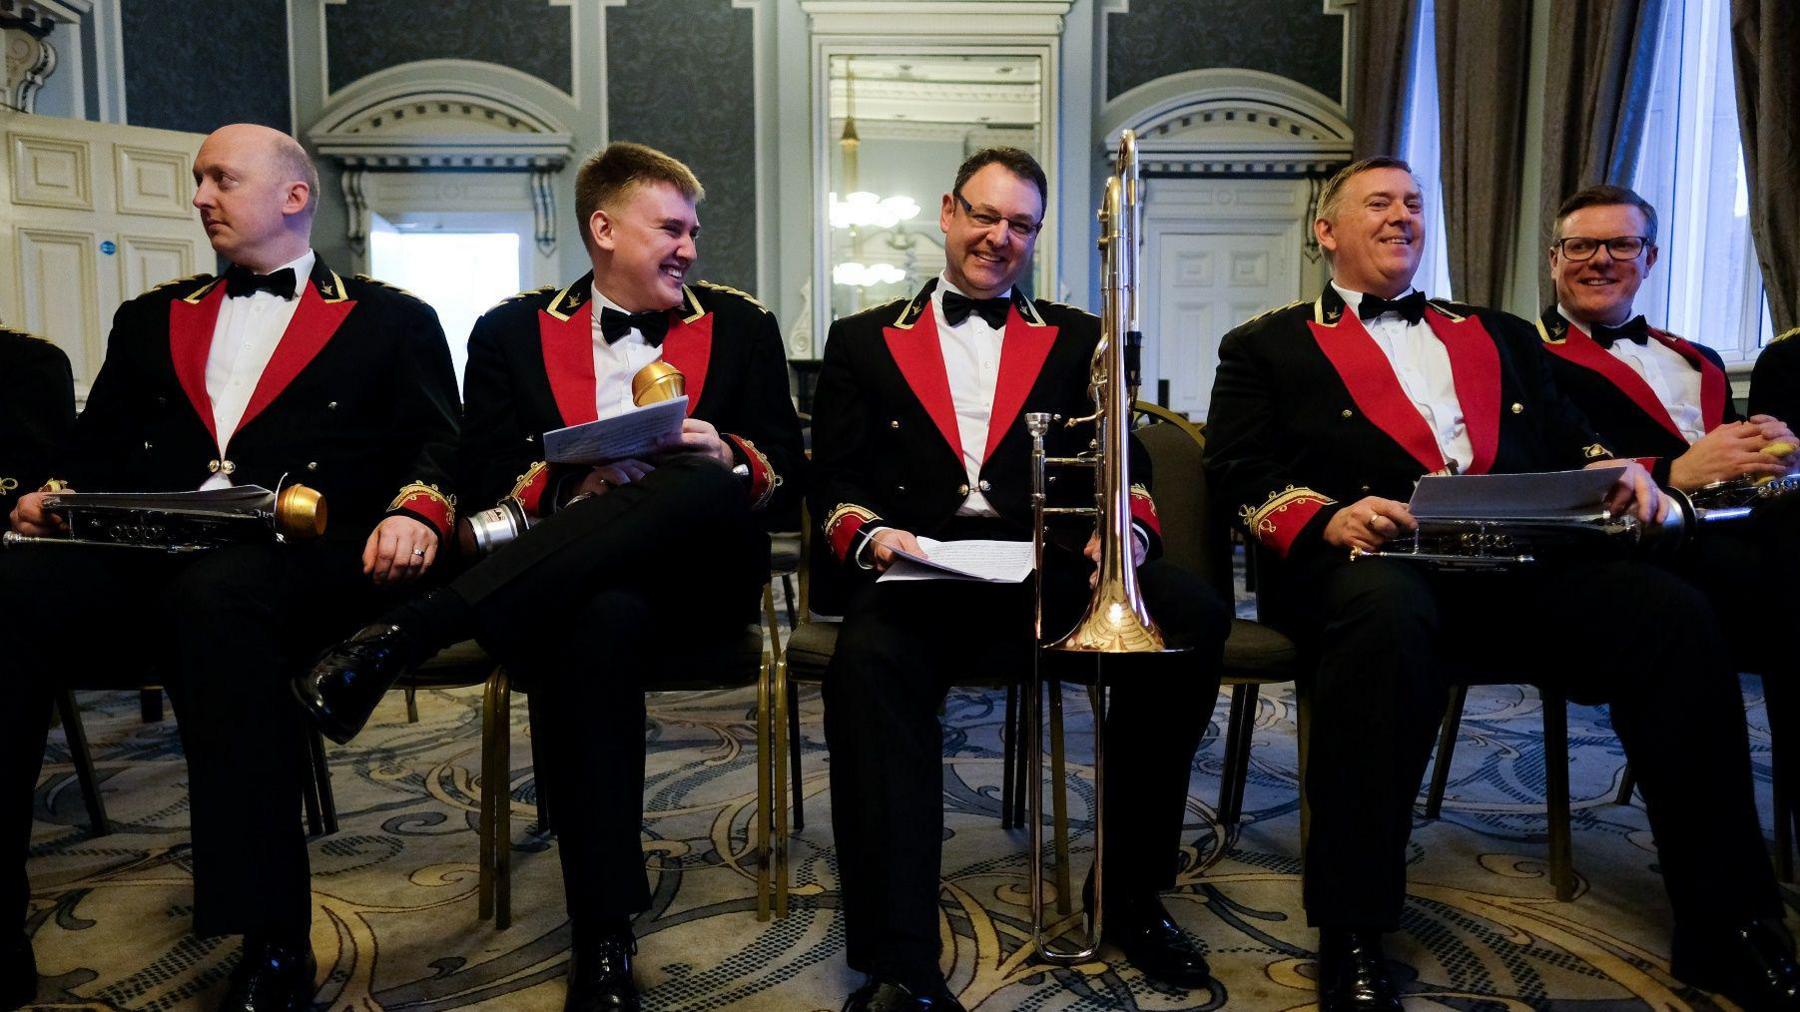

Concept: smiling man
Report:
left=296, top=142, right=800, bottom=1012
left=1206, top=158, right=1795, bottom=1010
left=810, top=148, right=1229, bottom=1011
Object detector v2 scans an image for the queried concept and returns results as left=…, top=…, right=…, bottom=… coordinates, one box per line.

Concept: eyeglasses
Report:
left=954, top=192, right=1043, bottom=240
left=1555, top=235, right=1651, bottom=261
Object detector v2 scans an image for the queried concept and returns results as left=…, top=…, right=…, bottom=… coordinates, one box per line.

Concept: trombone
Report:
left=1026, top=129, right=1186, bottom=966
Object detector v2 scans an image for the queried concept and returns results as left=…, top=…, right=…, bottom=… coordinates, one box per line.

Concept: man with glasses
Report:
left=810, top=147, right=1228, bottom=1011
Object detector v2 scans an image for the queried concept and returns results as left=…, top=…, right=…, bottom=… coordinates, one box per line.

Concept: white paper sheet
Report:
left=1408, top=469, right=1620, bottom=521
left=877, top=537, right=1036, bottom=584
left=542, top=396, right=688, bottom=465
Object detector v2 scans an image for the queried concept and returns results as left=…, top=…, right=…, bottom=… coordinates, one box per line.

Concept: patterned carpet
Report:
left=25, top=658, right=1794, bottom=1010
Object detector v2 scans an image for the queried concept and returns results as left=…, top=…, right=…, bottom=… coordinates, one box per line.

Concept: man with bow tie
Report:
left=1206, top=158, right=1796, bottom=1011
left=810, top=147, right=1229, bottom=1012
left=0, top=123, right=459, bottom=1010
left=297, top=142, right=801, bottom=1011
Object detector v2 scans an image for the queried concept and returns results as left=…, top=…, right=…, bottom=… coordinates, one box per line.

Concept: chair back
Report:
left=1132, top=402, right=1232, bottom=601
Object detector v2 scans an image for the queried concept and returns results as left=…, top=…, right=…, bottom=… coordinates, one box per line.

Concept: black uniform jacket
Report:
left=1535, top=306, right=1732, bottom=486
left=1750, top=334, right=1800, bottom=429
left=810, top=279, right=1163, bottom=603
left=1206, top=286, right=1612, bottom=571
left=460, top=274, right=802, bottom=525
left=0, top=327, right=75, bottom=505
left=55, top=259, right=460, bottom=541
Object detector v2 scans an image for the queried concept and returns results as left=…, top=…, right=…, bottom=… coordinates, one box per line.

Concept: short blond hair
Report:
left=574, top=142, right=704, bottom=248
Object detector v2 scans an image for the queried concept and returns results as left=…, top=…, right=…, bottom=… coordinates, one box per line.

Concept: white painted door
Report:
left=0, top=109, right=210, bottom=397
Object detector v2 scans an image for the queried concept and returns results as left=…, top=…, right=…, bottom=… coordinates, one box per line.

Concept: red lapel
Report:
left=1307, top=311, right=1445, bottom=472
left=883, top=307, right=962, bottom=461
left=237, top=282, right=356, bottom=432
left=540, top=300, right=598, bottom=426
left=1542, top=323, right=1685, bottom=442
left=1422, top=308, right=1500, bottom=474
left=661, top=309, right=711, bottom=418
left=168, top=281, right=226, bottom=447
left=983, top=306, right=1059, bottom=462
left=1654, top=330, right=1727, bottom=431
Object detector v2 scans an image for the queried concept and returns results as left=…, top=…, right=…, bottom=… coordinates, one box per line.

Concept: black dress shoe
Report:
left=217, top=937, right=316, bottom=1012
left=841, top=978, right=967, bottom=1012
left=1673, top=919, right=1800, bottom=1011
left=1316, top=929, right=1401, bottom=1012
left=293, top=624, right=419, bottom=744
left=1106, top=899, right=1213, bottom=989
left=565, top=930, right=638, bottom=1012
left=3, top=933, right=35, bottom=1010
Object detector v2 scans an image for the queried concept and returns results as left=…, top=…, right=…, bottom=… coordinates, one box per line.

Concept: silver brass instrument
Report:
left=1, top=480, right=326, bottom=553
left=1026, top=129, right=1186, bottom=966
left=1685, top=440, right=1800, bottom=521
left=1368, top=510, right=1665, bottom=569
left=463, top=361, right=687, bottom=557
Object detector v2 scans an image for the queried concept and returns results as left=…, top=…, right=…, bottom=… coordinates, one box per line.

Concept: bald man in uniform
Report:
left=0, top=124, right=459, bottom=1011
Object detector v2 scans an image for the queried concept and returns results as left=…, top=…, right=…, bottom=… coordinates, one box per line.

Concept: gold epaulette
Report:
left=1240, top=299, right=1305, bottom=328
left=1771, top=326, right=1800, bottom=346
left=352, top=274, right=428, bottom=303
left=694, top=280, right=771, bottom=314
left=146, top=272, right=213, bottom=295
left=1426, top=297, right=1471, bottom=322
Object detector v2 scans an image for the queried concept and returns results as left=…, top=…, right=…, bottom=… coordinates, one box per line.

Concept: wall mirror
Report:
left=815, top=48, right=1053, bottom=339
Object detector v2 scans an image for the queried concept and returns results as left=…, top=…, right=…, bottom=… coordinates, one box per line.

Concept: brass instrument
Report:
left=1368, top=511, right=1668, bottom=570
left=464, top=361, right=687, bottom=556
left=1685, top=440, right=1800, bottom=521
left=1, top=479, right=326, bottom=553
left=1026, top=129, right=1185, bottom=966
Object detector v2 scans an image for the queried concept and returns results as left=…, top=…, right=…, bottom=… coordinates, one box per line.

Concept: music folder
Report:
left=1408, top=469, right=1621, bottom=521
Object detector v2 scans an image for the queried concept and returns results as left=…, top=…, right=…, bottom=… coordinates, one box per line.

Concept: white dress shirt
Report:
left=590, top=285, right=667, bottom=421
left=1334, top=282, right=1474, bottom=471
left=932, top=274, right=1006, bottom=516
left=200, top=249, right=315, bottom=489
left=1558, top=305, right=1706, bottom=444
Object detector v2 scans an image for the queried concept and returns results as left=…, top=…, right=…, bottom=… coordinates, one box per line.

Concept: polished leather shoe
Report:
left=294, top=624, right=417, bottom=744
left=1673, top=919, right=1800, bottom=1011
left=1107, top=900, right=1213, bottom=989
left=217, top=937, right=316, bottom=1012
left=841, top=978, right=967, bottom=1012
left=3, top=933, right=35, bottom=1010
left=565, top=930, right=638, bottom=1012
left=1316, top=929, right=1401, bottom=1011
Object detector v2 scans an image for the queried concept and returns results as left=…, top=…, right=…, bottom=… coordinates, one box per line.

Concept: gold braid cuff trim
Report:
left=387, top=481, right=457, bottom=528
left=735, top=436, right=781, bottom=511
left=1241, top=485, right=1335, bottom=541
left=508, top=460, right=550, bottom=512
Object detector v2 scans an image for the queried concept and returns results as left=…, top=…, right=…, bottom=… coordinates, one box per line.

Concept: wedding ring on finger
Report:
left=1366, top=511, right=1379, bottom=529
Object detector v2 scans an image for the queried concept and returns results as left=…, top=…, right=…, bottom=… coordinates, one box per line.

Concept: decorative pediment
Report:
left=1101, top=69, right=1352, bottom=177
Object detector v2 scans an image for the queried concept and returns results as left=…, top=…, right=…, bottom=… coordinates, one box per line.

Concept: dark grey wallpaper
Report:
left=123, top=0, right=290, bottom=133
left=606, top=0, right=758, bottom=294
left=326, top=0, right=573, bottom=94
left=1106, top=0, right=1343, bottom=103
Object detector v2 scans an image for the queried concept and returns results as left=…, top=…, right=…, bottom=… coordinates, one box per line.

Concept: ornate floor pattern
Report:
left=26, top=670, right=1793, bottom=1010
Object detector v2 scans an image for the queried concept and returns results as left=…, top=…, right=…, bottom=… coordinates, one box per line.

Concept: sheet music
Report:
left=877, top=537, right=1036, bottom=584
left=1408, top=469, right=1621, bottom=521
left=543, top=396, right=688, bottom=465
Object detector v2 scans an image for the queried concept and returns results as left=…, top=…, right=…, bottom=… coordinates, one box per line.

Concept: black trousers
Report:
left=0, top=538, right=375, bottom=939
left=447, top=456, right=765, bottom=929
left=1289, top=554, right=1778, bottom=933
left=822, top=533, right=1229, bottom=988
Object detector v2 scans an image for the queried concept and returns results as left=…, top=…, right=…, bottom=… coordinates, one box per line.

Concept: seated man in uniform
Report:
left=0, top=325, right=75, bottom=515
left=2, top=124, right=459, bottom=1012
left=297, top=142, right=802, bottom=1012
left=811, top=147, right=1229, bottom=1012
left=1206, top=157, right=1798, bottom=1012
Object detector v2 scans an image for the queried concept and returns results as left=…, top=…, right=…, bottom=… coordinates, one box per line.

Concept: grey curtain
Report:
left=1350, top=0, right=1422, bottom=160
left=1537, top=0, right=1666, bottom=304
left=1435, top=0, right=1532, bottom=308
left=1732, top=0, right=1800, bottom=337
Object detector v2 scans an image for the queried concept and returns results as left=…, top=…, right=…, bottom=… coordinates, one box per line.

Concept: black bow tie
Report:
left=1356, top=290, right=1426, bottom=325
left=599, top=306, right=671, bottom=347
left=941, top=290, right=1012, bottom=330
left=223, top=266, right=297, bottom=300
left=1589, top=315, right=1650, bottom=348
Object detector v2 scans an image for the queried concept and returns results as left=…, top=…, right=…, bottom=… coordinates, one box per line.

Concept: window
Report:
left=368, top=224, right=523, bottom=385
left=1400, top=0, right=1454, bottom=300
left=1631, top=0, right=1773, bottom=366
